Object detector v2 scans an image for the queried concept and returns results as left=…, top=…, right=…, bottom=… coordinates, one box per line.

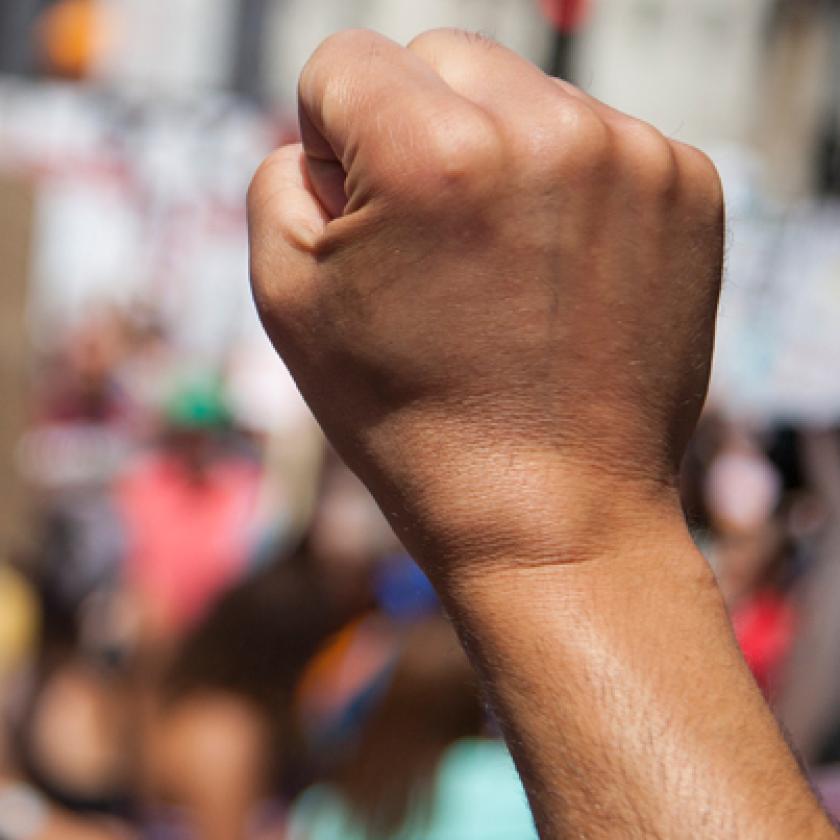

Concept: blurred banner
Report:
left=711, top=203, right=840, bottom=423
left=0, top=79, right=282, bottom=356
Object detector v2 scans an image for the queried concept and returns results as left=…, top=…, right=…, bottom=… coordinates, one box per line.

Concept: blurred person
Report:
left=139, top=564, right=329, bottom=840
left=0, top=563, right=39, bottom=691
left=289, top=616, right=537, bottom=840
left=0, top=567, right=137, bottom=839
left=703, top=425, right=783, bottom=539
left=22, top=313, right=136, bottom=618
left=2, top=315, right=141, bottom=830
left=247, top=28, right=836, bottom=838
left=110, top=308, right=181, bottom=438
left=16, top=658, right=133, bottom=817
left=701, top=425, right=796, bottom=695
left=224, top=337, right=325, bottom=562
left=136, top=555, right=338, bottom=839
left=0, top=778, right=136, bottom=840
left=35, top=312, right=132, bottom=428
left=4, top=556, right=138, bottom=825
left=779, top=428, right=840, bottom=768
left=715, top=522, right=797, bottom=697
left=0, top=562, right=39, bottom=795
left=134, top=454, right=390, bottom=838
left=115, top=378, right=261, bottom=645
left=293, top=553, right=438, bottom=758
left=142, top=690, right=281, bottom=840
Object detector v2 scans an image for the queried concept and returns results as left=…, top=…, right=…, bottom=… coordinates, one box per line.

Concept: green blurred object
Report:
left=165, top=378, right=231, bottom=430
left=289, top=739, right=538, bottom=840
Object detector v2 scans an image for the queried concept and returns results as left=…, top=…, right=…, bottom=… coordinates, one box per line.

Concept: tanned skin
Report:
left=247, top=28, right=837, bottom=839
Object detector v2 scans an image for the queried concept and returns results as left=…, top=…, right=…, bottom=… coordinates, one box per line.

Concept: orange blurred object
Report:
left=37, top=0, right=110, bottom=79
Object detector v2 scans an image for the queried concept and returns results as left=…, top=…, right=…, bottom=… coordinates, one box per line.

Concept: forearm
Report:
left=422, top=486, right=834, bottom=839
left=249, top=25, right=836, bottom=839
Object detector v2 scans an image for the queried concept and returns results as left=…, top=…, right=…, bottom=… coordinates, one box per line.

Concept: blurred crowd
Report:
left=2, top=0, right=840, bottom=838
left=2, top=301, right=840, bottom=838
left=0, top=305, right=541, bottom=838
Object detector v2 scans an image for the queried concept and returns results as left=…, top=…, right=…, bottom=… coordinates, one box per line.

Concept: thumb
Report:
left=247, top=143, right=326, bottom=341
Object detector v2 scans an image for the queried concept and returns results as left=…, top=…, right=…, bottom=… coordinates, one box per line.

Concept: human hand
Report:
left=247, top=32, right=840, bottom=840
left=247, top=28, right=723, bottom=567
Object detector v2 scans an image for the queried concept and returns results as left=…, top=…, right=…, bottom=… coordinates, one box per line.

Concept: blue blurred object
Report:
left=375, top=553, right=438, bottom=621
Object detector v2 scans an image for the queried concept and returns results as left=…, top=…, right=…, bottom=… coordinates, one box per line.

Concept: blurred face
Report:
left=704, top=434, right=781, bottom=537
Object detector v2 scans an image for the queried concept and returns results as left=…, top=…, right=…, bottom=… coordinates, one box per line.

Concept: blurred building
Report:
left=575, top=0, right=839, bottom=201
left=3, top=0, right=836, bottom=206
left=93, top=0, right=237, bottom=95
left=2, top=0, right=840, bottom=417
left=259, top=0, right=552, bottom=105
left=83, top=0, right=552, bottom=103
left=0, top=0, right=44, bottom=75
left=577, top=1, right=768, bottom=148
left=757, top=0, right=840, bottom=199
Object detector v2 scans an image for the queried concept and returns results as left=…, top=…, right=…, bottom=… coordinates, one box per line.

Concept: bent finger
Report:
left=247, top=143, right=325, bottom=338
left=298, top=29, right=471, bottom=210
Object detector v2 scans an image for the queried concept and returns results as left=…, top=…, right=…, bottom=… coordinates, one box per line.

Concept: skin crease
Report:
left=247, top=28, right=838, bottom=840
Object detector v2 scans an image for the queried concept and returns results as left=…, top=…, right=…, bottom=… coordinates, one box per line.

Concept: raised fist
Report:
left=247, top=29, right=723, bottom=566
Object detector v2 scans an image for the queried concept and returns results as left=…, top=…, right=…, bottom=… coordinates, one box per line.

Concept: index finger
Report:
left=298, top=29, right=491, bottom=213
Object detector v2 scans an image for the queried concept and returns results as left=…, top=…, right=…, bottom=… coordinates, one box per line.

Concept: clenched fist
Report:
left=248, top=30, right=839, bottom=840
left=247, top=28, right=723, bottom=568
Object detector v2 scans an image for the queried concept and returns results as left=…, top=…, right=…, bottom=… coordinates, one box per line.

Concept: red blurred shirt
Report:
left=117, top=453, right=260, bottom=635
left=731, top=590, right=796, bottom=696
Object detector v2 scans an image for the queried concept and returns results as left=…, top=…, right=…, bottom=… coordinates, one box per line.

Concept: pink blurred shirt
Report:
left=117, top=453, right=260, bottom=635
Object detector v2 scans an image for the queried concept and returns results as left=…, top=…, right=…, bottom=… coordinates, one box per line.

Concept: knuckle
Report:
left=408, top=28, right=496, bottom=95
left=430, top=112, right=502, bottom=173
left=409, top=26, right=496, bottom=53
left=307, top=28, right=379, bottom=67
left=407, top=27, right=455, bottom=52
left=540, top=100, right=612, bottom=177
left=299, top=29, right=380, bottom=103
left=675, top=143, right=724, bottom=212
left=400, top=109, right=505, bottom=200
left=615, top=120, right=678, bottom=194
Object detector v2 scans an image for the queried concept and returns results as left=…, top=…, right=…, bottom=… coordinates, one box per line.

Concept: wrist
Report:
left=440, top=497, right=706, bottom=635
left=437, top=486, right=702, bottom=628
left=368, top=439, right=690, bottom=585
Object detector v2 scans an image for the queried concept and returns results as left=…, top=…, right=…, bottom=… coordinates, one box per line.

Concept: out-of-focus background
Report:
left=1, top=0, right=840, bottom=837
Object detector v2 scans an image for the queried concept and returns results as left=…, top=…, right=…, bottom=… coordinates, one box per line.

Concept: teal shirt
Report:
left=289, top=738, right=538, bottom=840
